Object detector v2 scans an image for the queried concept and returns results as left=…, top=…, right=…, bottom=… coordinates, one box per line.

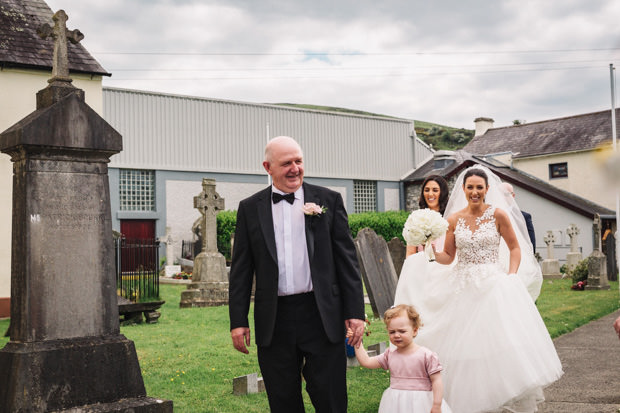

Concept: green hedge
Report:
left=217, top=210, right=411, bottom=260
left=348, top=210, right=410, bottom=241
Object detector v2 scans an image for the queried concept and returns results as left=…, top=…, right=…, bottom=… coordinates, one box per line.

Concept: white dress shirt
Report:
left=271, top=186, right=313, bottom=296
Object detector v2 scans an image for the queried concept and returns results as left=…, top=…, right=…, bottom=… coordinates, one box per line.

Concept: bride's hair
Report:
left=384, top=304, right=423, bottom=330
left=463, top=168, right=488, bottom=186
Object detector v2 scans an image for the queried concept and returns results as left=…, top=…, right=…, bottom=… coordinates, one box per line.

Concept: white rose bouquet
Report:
left=402, top=209, right=449, bottom=261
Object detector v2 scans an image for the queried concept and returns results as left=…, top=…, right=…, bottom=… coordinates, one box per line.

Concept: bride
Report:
left=395, top=165, right=562, bottom=413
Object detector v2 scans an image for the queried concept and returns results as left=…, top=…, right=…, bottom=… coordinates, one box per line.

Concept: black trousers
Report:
left=257, top=292, right=347, bottom=413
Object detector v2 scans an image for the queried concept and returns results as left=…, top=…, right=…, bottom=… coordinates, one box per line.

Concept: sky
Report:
left=45, top=0, right=620, bottom=129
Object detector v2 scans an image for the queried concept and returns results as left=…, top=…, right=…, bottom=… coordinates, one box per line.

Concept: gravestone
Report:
left=387, top=237, right=406, bottom=277
left=354, top=228, right=398, bottom=319
left=233, top=373, right=265, bottom=395
left=159, top=226, right=176, bottom=269
left=604, top=231, right=618, bottom=281
left=565, top=224, right=582, bottom=273
left=541, top=231, right=561, bottom=279
left=0, top=10, right=172, bottom=412
left=585, top=214, right=610, bottom=290
left=180, top=178, right=229, bottom=307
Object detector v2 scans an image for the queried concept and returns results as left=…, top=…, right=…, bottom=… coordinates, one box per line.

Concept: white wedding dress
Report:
left=394, top=166, right=563, bottom=413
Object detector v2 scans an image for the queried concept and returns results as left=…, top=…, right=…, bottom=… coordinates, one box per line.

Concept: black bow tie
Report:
left=272, top=192, right=295, bottom=205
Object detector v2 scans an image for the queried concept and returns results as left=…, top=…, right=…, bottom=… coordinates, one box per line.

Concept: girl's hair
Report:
left=418, top=175, right=449, bottom=215
left=463, top=168, right=488, bottom=186
left=384, top=304, right=422, bottom=330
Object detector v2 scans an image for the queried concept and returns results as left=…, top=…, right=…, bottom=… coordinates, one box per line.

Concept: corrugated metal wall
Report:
left=104, top=87, right=431, bottom=181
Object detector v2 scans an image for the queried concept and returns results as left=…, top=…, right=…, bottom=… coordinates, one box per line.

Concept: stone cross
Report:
left=37, top=10, right=84, bottom=83
left=593, top=214, right=602, bottom=252
left=194, top=178, right=225, bottom=254
left=544, top=231, right=556, bottom=260
left=158, top=226, right=175, bottom=265
left=566, top=224, right=580, bottom=253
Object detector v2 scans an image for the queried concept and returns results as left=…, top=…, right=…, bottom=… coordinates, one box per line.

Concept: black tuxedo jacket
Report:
left=229, top=182, right=365, bottom=347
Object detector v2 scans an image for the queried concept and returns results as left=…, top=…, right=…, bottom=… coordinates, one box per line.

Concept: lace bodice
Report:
left=454, top=206, right=500, bottom=267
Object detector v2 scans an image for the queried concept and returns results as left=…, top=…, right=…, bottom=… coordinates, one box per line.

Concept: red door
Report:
left=120, top=220, right=155, bottom=240
left=119, top=220, right=157, bottom=272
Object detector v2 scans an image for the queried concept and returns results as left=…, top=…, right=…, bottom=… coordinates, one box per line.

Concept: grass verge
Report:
left=0, top=278, right=617, bottom=412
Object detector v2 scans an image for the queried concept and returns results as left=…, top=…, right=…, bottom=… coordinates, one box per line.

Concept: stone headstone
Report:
left=0, top=11, right=172, bottom=411
left=354, top=228, right=399, bottom=319
left=233, top=373, right=265, bottom=395
left=367, top=341, right=387, bottom=356
left=542, top=230, right=561, bottom=279
left=604, top=231, right=618, bottom=281
left=565, top=224, right=582, bottom=273
left=586, top=214, right=610, bottom=290
left=180, top=178, right=229, bottom=307
left=387, top=237, right=406, bottom=277
left=159, top=226, right=175, bottom=267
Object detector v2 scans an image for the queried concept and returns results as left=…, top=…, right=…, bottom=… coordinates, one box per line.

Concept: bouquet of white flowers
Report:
left=402, top=209, right=449, bottom=261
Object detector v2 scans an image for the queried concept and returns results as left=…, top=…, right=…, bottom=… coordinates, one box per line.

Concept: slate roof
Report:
left=403, top=150, right=615, bottom=220
left=0, top=0, right=109, bottom=75
left=464, top=109, right=620, bottom=158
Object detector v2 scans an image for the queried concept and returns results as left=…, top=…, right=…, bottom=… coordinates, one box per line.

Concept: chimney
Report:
left=474, top=117, right=494, bottom=136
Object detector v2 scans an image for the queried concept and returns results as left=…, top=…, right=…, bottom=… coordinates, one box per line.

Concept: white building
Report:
left=103, top=87, right=432, bottom=261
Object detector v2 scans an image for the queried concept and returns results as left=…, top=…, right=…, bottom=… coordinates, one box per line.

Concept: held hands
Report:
left=345, top=318, right=365, bottom=348
left=231, top=327, right=251, bottom=354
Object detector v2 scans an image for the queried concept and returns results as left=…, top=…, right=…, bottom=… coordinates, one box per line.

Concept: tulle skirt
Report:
left=394, top=253, right=563, bottom=413
left=378, top=388, right=453, bottom=413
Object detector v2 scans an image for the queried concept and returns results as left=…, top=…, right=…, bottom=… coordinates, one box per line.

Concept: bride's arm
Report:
left=496, top=208, right=521, bottom=274
left=433, top=215, right=457, bottom=265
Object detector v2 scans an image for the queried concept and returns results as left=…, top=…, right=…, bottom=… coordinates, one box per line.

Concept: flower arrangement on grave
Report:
left=173, top=272, right=192, bottom=280
left=571, top=280, right=587, bottom=290
left=402, top=208, right=449, bottom=261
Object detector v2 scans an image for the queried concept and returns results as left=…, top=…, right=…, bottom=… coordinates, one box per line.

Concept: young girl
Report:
left=347, top=305, right=452, bottom=413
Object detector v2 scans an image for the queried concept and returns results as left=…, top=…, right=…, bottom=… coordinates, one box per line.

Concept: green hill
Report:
left=273, top=103, right=473, bottom=150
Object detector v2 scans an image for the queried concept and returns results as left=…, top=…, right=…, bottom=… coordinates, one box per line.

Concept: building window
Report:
left=353, top=180, right=377, bottom=213
left=549, top=162, right=568, bottom=179
left=119, top=169, right=155, bottom=211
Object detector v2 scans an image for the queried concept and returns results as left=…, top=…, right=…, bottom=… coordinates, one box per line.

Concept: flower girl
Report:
left=347, top=305, right=452, bottom=413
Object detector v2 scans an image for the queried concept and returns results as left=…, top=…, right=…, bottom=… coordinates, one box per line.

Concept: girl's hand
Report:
left=430, top=404, right=442, bottom=413
left=345, top=328, right=354, bottom=338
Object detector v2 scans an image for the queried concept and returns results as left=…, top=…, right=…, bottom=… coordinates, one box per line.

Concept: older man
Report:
left=229, top=136, right=365, bottom=412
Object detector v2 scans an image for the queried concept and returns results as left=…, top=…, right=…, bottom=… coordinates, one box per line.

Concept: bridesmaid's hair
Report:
left=418, top=175, right=449, bottom=215
left=384, top=304, right=423, bottom=330
left=463, top=167, right=488, bottom=186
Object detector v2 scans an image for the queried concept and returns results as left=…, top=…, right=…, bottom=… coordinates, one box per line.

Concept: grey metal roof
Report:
left=104, top=87, right=427, bottom=181
left=0, top=0, right=109, bottom=75
left=403, top=150, right=614, bottom=219
left=464, top=109, right=619, bottom=158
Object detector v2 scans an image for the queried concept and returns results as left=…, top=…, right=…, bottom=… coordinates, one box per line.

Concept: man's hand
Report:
left=614, top=316, right=620, bottom=340
left=231, top=327, right=251, bottom=354
left=345, top=318, right=365, bottom=348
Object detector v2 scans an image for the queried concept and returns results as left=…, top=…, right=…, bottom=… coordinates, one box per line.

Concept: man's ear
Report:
left=262, top=161, right=271, bottom=174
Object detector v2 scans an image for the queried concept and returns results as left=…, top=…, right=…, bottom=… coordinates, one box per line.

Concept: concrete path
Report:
left=539, top=309, right=620, bottom=413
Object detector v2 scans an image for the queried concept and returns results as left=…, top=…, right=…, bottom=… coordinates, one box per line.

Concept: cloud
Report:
left=45, top=0, right=620, bottom=128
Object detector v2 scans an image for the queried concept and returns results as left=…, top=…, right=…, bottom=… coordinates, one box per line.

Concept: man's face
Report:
left=263, top=140, right=304, bottom=193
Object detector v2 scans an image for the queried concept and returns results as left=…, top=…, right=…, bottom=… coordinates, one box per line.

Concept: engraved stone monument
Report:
left=0, top=10, right=172, bottom=412
left=387, top=237, right=406, bottom=277
left=354, top=228, right=399, bottom=319
left=585, top=214, right=610, bottom=290
left=565, top=223, right=583, bottom=273
left=159, top=226, right=176, bottom=274
left=180, top=178, right=229, bottom=307
left=541, top=231, right=561, bottom=279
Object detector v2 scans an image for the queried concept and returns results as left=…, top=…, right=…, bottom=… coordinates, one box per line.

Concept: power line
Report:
left=95, top=48, right=620, bottom=56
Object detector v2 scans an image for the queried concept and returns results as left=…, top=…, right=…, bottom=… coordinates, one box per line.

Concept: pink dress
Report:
left=375, top=346, right=452, bottom=413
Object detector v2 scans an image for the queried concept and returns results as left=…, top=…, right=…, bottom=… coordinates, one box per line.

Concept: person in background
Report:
left=502, top=182, right=536, bottom=253
left=407, top=175, right=450, bottom=257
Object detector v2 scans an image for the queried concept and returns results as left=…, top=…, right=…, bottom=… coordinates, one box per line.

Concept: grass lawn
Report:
left=0, top=278, right=617, bottom=412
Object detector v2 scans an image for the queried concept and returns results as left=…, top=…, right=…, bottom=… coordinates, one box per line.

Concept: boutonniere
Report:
left=302, top=202, right=326, bottom=216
